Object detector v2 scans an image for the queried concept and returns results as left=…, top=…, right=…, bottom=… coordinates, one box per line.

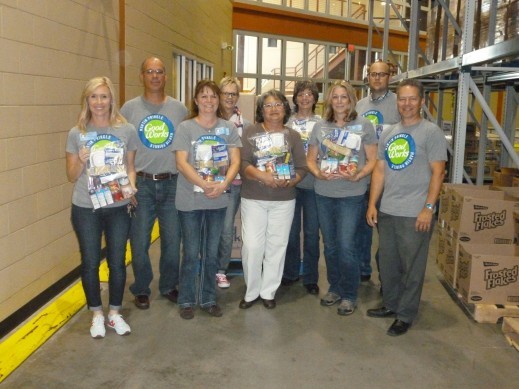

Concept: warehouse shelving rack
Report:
left=370, top=0, right=519, bottom=185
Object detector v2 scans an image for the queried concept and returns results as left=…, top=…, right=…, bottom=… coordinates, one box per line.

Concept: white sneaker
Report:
left=216, top=273, right=230, bottom=288
left=107, top=314, right=131, bottom=336
left=90, top=315, right=106, bottom=339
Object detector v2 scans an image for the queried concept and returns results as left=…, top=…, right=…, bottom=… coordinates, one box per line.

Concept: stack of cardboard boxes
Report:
left=437, top=183, right=519, bottom=306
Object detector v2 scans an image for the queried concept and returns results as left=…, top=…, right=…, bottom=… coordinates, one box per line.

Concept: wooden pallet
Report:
left=438, top=275, right=519, bottom=323
left=469, top=304, right=519, bottom=324
left=502, top=317, right=519, bottom=351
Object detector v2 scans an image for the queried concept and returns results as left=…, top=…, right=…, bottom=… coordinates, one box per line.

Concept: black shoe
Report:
left=304, top=283, right=320, bottom=295
left=262, top=299, right=276, bottom=309
left=134, top=295, right=150, bottom=309
left=281, top=277, right=299, bottom=286
left=162, top=289, right=179, bottom=303
left=387, top=319, right=411, bottom=336
left=360, top=274, right=371, bottom=282
left=366, top=306, right=395, bottom=318
left=239, top=297, right=259, bottom=309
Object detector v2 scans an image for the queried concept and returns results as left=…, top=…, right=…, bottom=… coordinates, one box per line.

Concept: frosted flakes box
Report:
left=457, top=243, right=519, bottom=305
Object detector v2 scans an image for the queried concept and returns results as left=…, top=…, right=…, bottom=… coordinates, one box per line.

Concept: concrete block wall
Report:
left=0, top=0, right=233, bottom=324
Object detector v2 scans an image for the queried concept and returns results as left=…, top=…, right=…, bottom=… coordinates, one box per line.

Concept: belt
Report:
left=137, top=171, right=177, bottom=181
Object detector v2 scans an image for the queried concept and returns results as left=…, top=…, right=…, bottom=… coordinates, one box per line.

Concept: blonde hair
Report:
left=76, top=76, right=126, bottom=133
left=323, top=80, right=358, bottom=123
left=219, top=76, right=241, bottom=94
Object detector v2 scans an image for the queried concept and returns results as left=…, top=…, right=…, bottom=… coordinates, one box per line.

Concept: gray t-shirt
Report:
left=378, top=119, right=448, bottom=217
left=309, top=116, right=377, bottom=198
left=356, top=91, right=400, bottom=139
left=120, top=96, right=188, bottom=174
left=287, top=113, right=320, bottom=190
left=171, top=118, right=242, bottom=212
left=66, top=123, right=138, bottom=208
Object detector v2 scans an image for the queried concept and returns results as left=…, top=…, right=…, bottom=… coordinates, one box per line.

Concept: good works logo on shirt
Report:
left=363, top=109, right=383, bottom=125
left=384, top=133, right=415, bottom=170
left=138, top=114, right=174, bottom=150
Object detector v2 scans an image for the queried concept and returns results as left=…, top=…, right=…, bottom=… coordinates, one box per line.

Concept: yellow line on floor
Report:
left=0, top=222, right=160, bottom=383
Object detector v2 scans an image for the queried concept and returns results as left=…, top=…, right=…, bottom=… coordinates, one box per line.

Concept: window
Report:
left=234, top=30, right=406, bottom=99
left=173, top=53, right=214, bottom=106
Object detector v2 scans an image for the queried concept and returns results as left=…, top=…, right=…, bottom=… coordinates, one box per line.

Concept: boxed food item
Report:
left=436, top=225, right=459, bottom=288
left=457, top=243, right=519, bottom=305
left=438, top=184, right=489, bottom=226
left=449, top=187, right=518, bottom=243
left=493, top=167, right=519, bottom=187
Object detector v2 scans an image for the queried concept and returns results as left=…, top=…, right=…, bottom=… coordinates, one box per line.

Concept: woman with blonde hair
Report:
left=307, top=80, right=377, bottom=316
left=66, top=76, right=138, bottom=338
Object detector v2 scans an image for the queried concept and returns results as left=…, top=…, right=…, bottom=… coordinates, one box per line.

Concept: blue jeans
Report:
left=357, top=190, right=373, bottom=276
left=217, top=184, right=241, bottom=273
left=71, top=204, right=131, bottom=311
left=129, top=175, right=181, bottom=296
left=178, top=208, right=226, bottom=308
left=315, top=193, right=364, bottom=303
left=284, top=188, right=320, bottom=284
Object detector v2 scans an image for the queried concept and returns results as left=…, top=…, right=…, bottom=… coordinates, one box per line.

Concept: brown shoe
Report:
left=162, top=289, right=179, bottom=303
left=179, top=307, right=194, bottom=320
left=202, top=304, right=223, bottom=317
left=134, top=295, right=150, bottom=310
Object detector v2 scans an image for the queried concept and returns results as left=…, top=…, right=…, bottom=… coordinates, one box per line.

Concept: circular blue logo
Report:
left=138, top=114, right=174, bottom=150
left=384, top=133, right=415, bottom=170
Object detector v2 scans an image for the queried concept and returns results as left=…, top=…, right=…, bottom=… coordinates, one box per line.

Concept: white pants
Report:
left=241, top=198, right=295, bottom=301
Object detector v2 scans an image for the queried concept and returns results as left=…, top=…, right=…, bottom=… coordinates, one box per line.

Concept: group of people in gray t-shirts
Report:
left=67, top=57, right=446, bottom=339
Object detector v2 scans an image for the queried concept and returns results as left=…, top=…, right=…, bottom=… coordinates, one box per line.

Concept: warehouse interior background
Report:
left=1, top=0, right=519, bottom=386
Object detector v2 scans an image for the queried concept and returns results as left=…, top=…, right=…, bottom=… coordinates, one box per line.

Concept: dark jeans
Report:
left=217, top=184, right=241, bottom=273
left=178, top=208, right=226, bottom=308
left=357, top=191, right=373, bottom=276
left=129, top=175, right=181, bottom=296
left=284, top=188, right=320, bottom=284
left=316, top=193, right=364, bottom=303
left=71, top=204, right=131, bottom=310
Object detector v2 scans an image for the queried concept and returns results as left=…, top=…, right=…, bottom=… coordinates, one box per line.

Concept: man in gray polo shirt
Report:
left=121, top=57, right=188, bottom=309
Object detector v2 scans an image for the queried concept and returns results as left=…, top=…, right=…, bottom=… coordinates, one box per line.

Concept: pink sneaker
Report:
left=216, top=273, right=230, bottom=288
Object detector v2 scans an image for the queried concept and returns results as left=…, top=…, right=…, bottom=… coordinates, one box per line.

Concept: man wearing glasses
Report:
left=121, top=57, right=188, bottom=310
left=355, top=60, right=400, bottom=287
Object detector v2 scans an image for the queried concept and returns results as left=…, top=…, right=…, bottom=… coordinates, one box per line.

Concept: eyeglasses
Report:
left=263, top=102, right=284, bottom=110
left=369, top=72, right=389, bottom=78
left=222, top=92, right=238, bottom=98
left=297, top=92, right=313, bottom=98
left=144, top=69, right=165, bottom=75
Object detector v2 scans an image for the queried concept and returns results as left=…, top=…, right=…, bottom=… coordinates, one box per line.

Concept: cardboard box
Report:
left=438, top=184, right=489, bottom=226
left=457, top=243, right=519, bottom=305
left=449, top=187, right=518, bottom=244
left=436, top=225, right=447, bottom=274
left=436, top=226, right=459, bottom=288
left=493, top=168, right=519, bottom=187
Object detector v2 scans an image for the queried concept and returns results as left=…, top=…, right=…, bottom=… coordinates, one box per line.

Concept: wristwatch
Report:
left=425, top=203, right=434, bottom=211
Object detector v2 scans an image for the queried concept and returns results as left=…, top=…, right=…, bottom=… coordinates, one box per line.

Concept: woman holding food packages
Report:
left=66, top=76, right=138, bottom=338
left=238, top=89, right=307, bottom=310
left=306, top=80, right=377, bottom=316
left=172, top=80, right=241, bottom=320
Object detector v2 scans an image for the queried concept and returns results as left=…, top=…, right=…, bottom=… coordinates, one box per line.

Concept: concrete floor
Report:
left=3, top=230, right=519, bottom=389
